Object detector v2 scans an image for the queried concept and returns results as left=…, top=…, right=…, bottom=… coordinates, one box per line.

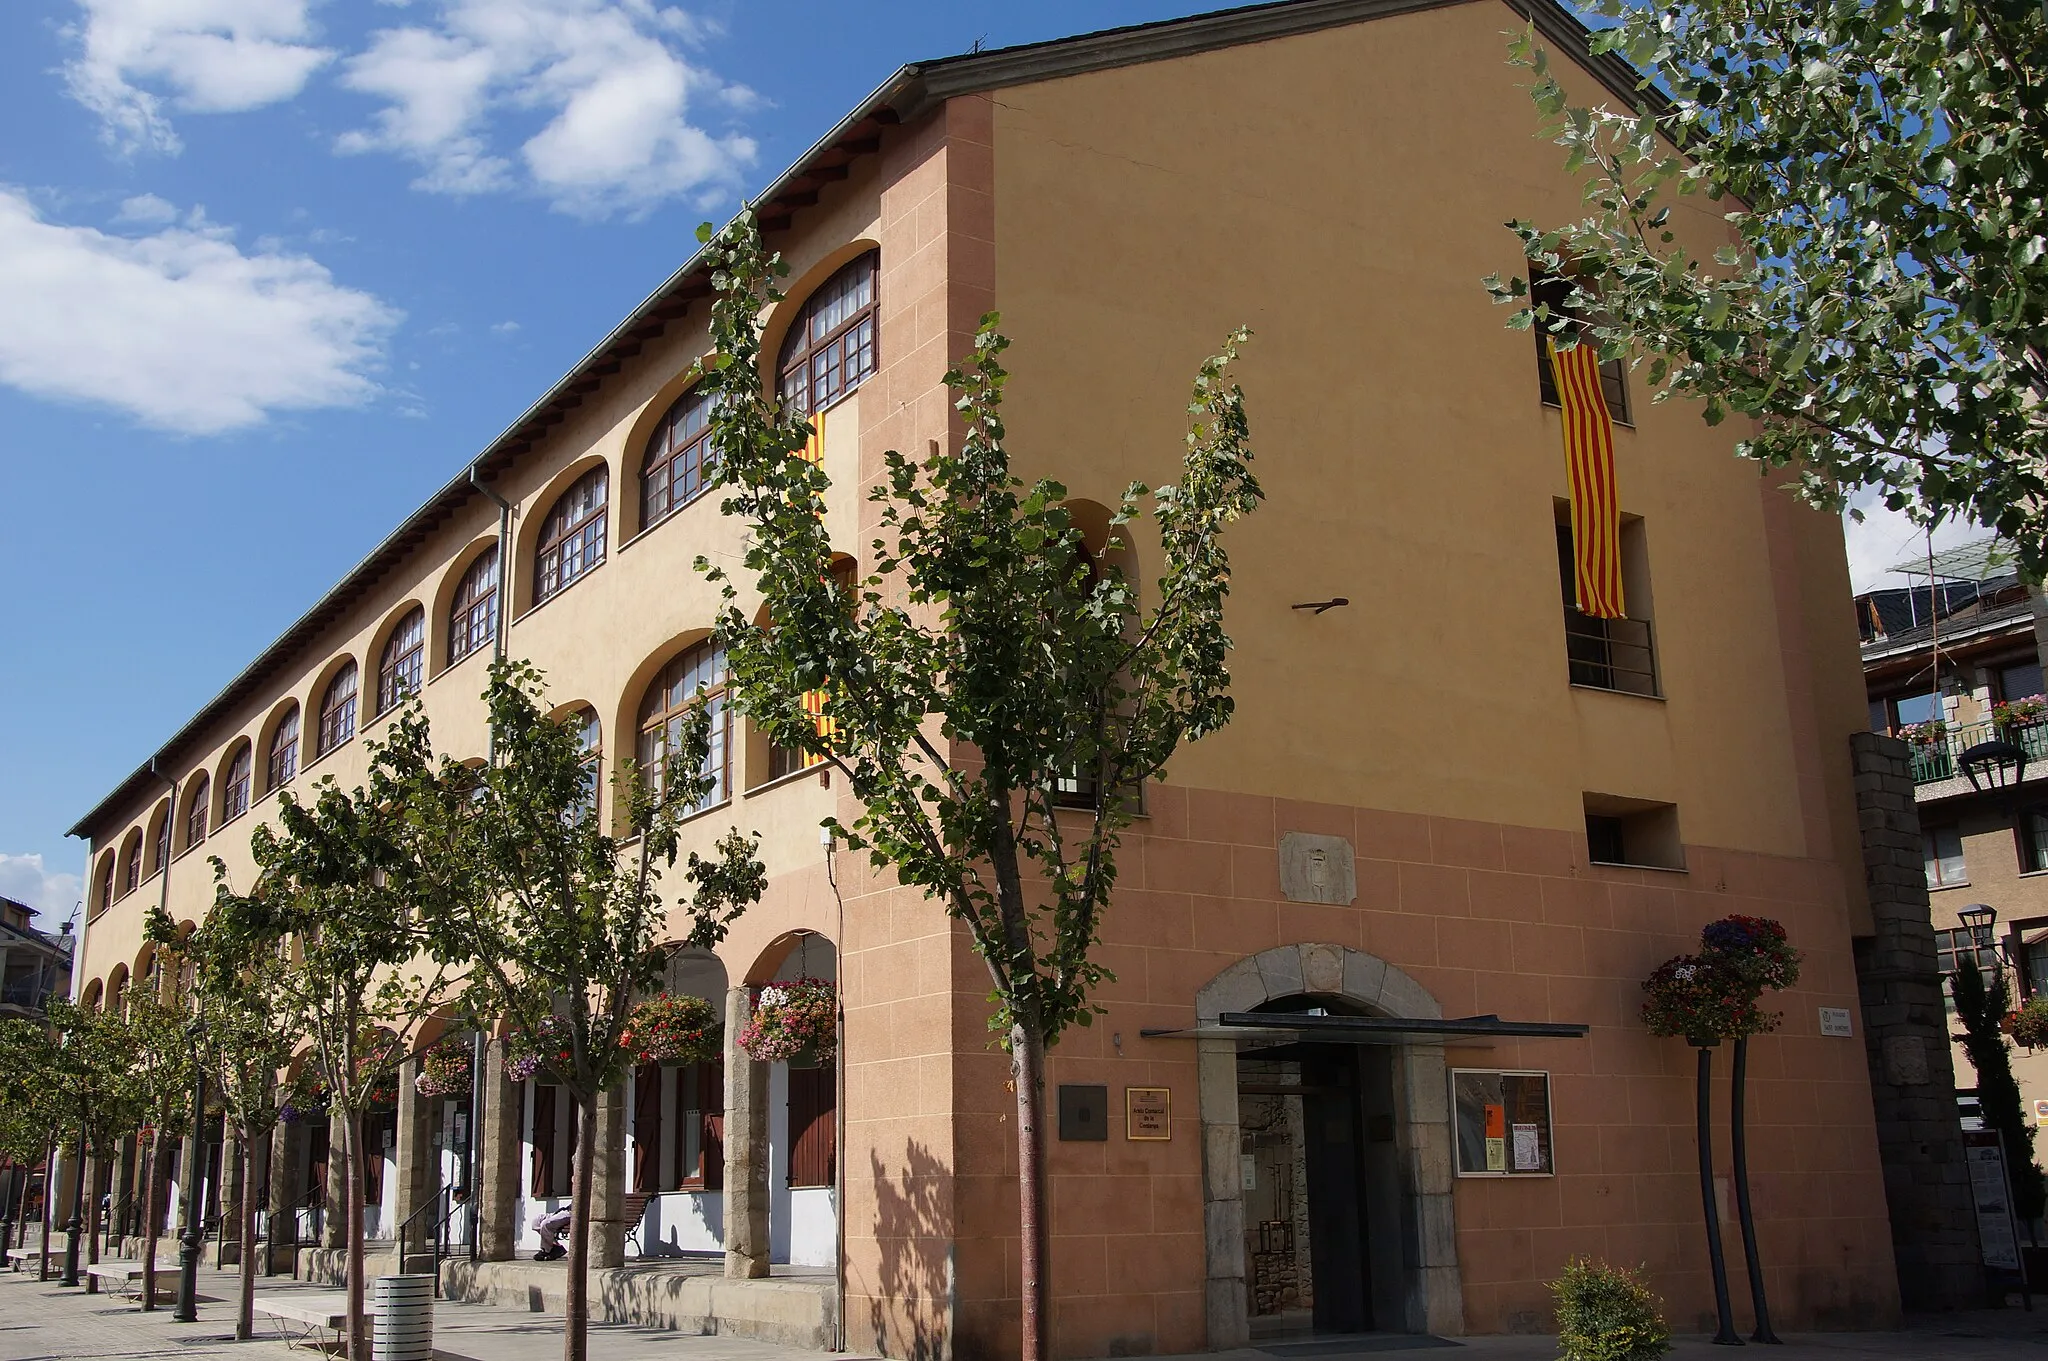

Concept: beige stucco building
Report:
left=69, top=1, right=1948, bottom=1353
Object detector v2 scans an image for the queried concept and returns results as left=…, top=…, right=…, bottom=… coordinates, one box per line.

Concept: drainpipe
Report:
left=468, top=466, right=514, bottom=762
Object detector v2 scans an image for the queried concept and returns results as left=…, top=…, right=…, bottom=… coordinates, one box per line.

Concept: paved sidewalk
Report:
left=0, top=1261, right=848, bottom=1361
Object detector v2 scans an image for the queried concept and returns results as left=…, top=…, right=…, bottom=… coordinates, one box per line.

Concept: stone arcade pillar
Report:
left=267, top=1121, right=298, bottom=1273
left=1195, top=1038, right=1247, bottom=1349
left=723, top=984, right=769, bottom=1278
left=590, top=1081, right=627, bottom=1268
left=477, top=1038, right=520, bottom=1261
left=220, top=1130, right=244, bottom=1265
left=322, top=1111, right=346, bottom=1250
left=1849, top=730, right=1986, bottom=1309
left=393, top=1057, right=436, bottom=1269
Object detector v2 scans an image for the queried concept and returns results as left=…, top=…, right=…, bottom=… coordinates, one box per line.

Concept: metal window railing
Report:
left=1906, top=717, right=2048, bottom=784
left=1563, top=609, right=1659, bottom=697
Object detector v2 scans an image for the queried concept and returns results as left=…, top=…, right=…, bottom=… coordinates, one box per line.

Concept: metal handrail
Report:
left=394, top=1186, right=450, bottom=1298
left=1563, top=608, right=1659, bottom=697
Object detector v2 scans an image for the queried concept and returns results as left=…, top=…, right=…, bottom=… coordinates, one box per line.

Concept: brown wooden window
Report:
left=786, top=1065, right=836, bottom=1189
left=630, top=1061, right=724, bottom=1193
left=529, top=1081, right=575, bottom=1198
left=318, top=663, right=358, bottom=757
left=152, top=809, right=170, bottom=874
left=778, top=253, right=878, bottom=417
left=122, top=840, right=142, bottom=897
left=222, top=745, right=252, bottom=822
left=641, top=389, right=715, bottom=532
left=96, top=856, right=113, bottom=916
left=535, top=467, right=608, bottom=604
left=1531, top=265, right=1628, bottom=423
left=184, top=775, right=209, bottom=851
left=449, top=548, right=500, bottom=666
left=268, top=706, right=300, bottom=791
left=638, top=641, right=730, bottom=812
left=377, top=608, right=425, bottom=714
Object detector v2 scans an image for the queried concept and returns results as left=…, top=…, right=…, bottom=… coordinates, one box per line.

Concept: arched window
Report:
left=569, top=707, right=601, bottom=824
left=449, top=548, right=500, bottom=666
left=778, top=253, right=878, bottom=416
left=535, top=467, right=608, bottom=604
left=151, top=804, right=171, bottom=874
left=638, top=641, right=729, bottom=813
left=122, top=838, right=142, bottom=897
left=222, top=745, right=252, bottom=822
left=318, top=664, right=358, bottom=757
left=268, top=706, right=301, bottom=791
left=641, top=389, right=715, bottom=532
left=96, top=854, right=114, bottom=916
left=185, top=774, right=210, bottom=851
left=378, top=608, right=425, bottom=714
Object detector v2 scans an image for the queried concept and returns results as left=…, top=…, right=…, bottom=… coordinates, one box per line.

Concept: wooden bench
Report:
left=84, top=1261, right=150, bottom=1302
left=253, top=1291, right=350, bottom=1351
left=592, top=1192, right=652, bottom=1258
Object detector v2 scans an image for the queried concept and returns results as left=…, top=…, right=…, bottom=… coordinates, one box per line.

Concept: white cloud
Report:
left=114, top=192, right=179, bottom=223
left=0, top=188, right=401, bottom=434
left=65, top=0, right=333, bottom=153
left=490, top=319, right=519, bottom=333
left=0, top=854, right=84, bottom=927
left=338, top=0, right=756, bottom=219
left=1842, top=487, right=1990, bottom=594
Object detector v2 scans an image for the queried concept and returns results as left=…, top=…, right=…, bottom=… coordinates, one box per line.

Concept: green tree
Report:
left=0, top=1018, right=65, bottom=1264
left=1950, top=957, right=2046, bottom=1219
left=424, top=660, right=765, bottom=1361
left=693, top=212, right=1261, bottom=1361
left=119, top=971, right=197, bottom=1308
left=46, top=999, right=144, bottom=1284
left=148, top=904, right=300, bottom=1339
left=1486, top=2, right=2048, bottom=571
left=206, top=707, right=462, bottom=1359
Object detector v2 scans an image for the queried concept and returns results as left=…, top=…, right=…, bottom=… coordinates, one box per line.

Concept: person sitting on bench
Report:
left=532, top=1206, right=572, bottom=1261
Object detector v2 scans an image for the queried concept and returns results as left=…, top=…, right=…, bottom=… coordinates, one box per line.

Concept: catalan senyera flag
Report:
left=800, top=407, right=825, bottom=466
left=801, top=689, right=833, bottom=768
left=1547, top=337, right=1625, bottom=619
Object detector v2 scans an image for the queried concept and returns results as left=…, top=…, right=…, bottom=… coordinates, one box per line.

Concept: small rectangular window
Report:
left=1584, top=795, right=1683, bottom=871
left=2001, top=661, right=2044, bottom=704
left=1531, top=266, right=1628, bottom=423
left=1555, top=509, right=1656, bottom=697
left=2021, top=810, right=2048, bottom=875
left=1452, top=1070, right=1553, bottom=1176
left=1924, top=826, right=1967, bottom=888
left=1895, top=692, right=1944, bottom=727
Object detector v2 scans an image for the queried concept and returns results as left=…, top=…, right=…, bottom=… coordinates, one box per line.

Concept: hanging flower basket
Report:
left=621, top=994, right=721, bottom=1066
left=739, top=978, right=837, bottom=1065
left=1641, top=954, right=1765, bottom=1047
left=2012, top=997, right=2048, bottom=1049
left=1995, top=695, right=2047, bottom=733
left=416, top=1040, right=473, bottom=1097
left=505, top=1016, right=575, bottom=1083
left=1699, top=914, right=1802, bottom=993
left=1896, top=719, right=1948, bottom=748
left=279, top=1073, right=330, bottom=1126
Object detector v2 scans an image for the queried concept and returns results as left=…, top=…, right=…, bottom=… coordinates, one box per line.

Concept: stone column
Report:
left=392, top=1057, right=436, bottom=1269
left=590, top=1079, right=627, bottom=1269
left=723, top=985, right=769, bottom=1279
left=322, top=1111, right=346, bottom=1250
left=220, top=1129, right=244, bottom=1265
left=477, top=1038, right=520, bottom=1262
left=1393, top=1042, right=1463, bottom=1336
left=1849, top=730, right=1986, bottom=1309
left=177, top=1134, right=199, bottom=1243
left=113, top=1135, right=137, bottom=1250
left=1196, top=1037, right=1248, bottom=1350
left=268, top=1121, right=299, bottom=1274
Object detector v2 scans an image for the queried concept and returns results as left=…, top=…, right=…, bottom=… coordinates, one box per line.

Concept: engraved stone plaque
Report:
left=1278, top=833, right=1356, bottom=905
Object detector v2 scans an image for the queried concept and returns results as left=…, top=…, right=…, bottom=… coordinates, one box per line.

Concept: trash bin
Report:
left=372, top=1274, right=434, bottom=1361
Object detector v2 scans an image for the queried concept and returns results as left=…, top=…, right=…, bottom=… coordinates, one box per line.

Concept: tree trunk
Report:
left=87, top=1156, right=105, bottom=1268
left=563, top=1089, right=596, bottom=1361
left=1694, top=1045, right=1741, bottom=1346
left=1729, top=1038, right=1780, bottom=1344
left=238, top=1129, right=258, bottom=1341
left=141, top=1132, right=161, bottom=1310
left=1011, top=1021, right=1049, bottom=1361
left=343, top=1110, right=366, bottom=1361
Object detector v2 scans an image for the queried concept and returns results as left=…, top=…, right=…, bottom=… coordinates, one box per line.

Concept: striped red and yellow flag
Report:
left=1547, top=337, right=1625, bottom=619
left=800, top=408, right=825, bottom=466
left=801, top=689, right=833, bottom=768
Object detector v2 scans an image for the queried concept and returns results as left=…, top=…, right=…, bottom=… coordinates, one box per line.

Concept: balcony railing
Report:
left=1564, top=609, right=1658, bottom=697
left=1906, top=717, right=2048, bottom=784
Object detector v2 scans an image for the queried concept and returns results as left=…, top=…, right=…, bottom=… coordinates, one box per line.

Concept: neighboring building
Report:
left=70, top=1, right=1940, bottom=1353
left=0, top=896, right=73, bottom=1021
left=1857, top=541, right=2048, bottom=1139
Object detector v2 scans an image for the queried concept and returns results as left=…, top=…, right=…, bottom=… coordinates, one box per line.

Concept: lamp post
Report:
left=174, top=1016, right=206, bottom=1322
left=60, top=1122, right=86, bottom=1286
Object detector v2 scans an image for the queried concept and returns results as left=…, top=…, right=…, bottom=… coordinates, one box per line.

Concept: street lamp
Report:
left=174, top=1015, right=206, bottom=1323
left=1959, top=902, right=2000, bottom=937
left=60, top=1113, right=86, bottom=1286
left=1961, top=738, right=2029, bottom=793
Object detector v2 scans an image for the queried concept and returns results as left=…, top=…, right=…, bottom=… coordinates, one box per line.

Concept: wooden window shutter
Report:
left=632, top=1065, right=662, bottom=1194
left=786, top=1065, right=835, bottom=1189
left=530, top=1083, right=554, bottom=1196
left=702, top=1060, right=725, bottom=1191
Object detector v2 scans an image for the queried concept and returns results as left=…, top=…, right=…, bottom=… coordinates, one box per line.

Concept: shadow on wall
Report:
left=871, top=1140, right=952, bottom=1361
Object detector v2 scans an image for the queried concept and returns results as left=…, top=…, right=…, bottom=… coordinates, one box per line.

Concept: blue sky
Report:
left=0, top=0, right=1973, bottom=928
left=0, top=0, right=1240, bottom=923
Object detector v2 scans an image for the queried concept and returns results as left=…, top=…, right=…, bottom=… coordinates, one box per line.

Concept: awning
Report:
left=1139, top=1011, right=1590, bottom=1046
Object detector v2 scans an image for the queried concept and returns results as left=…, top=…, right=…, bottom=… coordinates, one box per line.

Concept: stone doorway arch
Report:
left=1196, top=943, right=1463, bottom=1346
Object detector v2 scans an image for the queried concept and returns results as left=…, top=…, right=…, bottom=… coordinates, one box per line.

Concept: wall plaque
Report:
left=1818, top=1006, right=1854, bottom=1038
left=1058, top=1084, right=1109, bottom=1141
left=1126, top=1087, right=1171, bottom=1141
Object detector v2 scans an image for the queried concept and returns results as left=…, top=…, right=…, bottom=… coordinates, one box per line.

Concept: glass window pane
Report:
left=1896, top=692, right=1943, bottom=726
